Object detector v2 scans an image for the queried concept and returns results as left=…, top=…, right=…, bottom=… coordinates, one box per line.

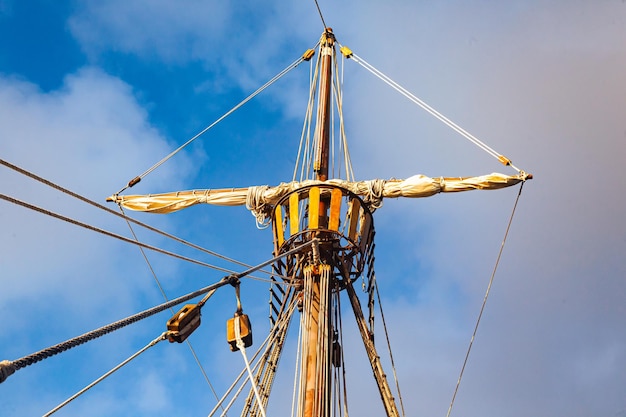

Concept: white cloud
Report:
left=68, top=0, right=231, bottom=63
left=0, top=68, right=202, bottom=415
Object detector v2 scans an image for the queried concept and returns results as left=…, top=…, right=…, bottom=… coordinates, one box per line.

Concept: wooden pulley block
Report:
left=166, top=304, right=201, bottom=343
left=226, top=312, right=253, bottom=352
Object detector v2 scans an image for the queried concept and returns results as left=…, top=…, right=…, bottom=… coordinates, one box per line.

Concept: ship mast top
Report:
left=313, top=28, right=335, bottom=182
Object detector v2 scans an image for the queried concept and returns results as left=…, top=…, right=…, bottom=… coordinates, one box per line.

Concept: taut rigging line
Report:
left=0, top=239, right=320, bottom=385
left=0, top=158, right=281, bottom=280
left=446, top=182, right=526, bottom=417
left=115, top=49, right=317, bottom=195
left=0, top=192, right=241, bottom=274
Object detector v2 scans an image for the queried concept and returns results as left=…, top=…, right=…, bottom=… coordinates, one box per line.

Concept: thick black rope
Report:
left=0, top=239, right=318, bottom=383
left=0, top=193, right=235, bottom=273
left=0, top=158, right=278, bottom=278
left=0, top=276, right=233, bottom=383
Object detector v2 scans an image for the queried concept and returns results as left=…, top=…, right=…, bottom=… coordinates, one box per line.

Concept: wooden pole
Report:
left=302, top=28, right=335, bottom=417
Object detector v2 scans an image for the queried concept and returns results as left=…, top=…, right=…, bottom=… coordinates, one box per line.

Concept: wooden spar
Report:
left=313, top=29, right=334, bottom=182
left=303, top=28, right=335, bottom=417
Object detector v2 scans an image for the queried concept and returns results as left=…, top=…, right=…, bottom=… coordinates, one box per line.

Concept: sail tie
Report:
left=246, top=185, right=272, bottom=229
left=365, top=178, right=386, bottom=210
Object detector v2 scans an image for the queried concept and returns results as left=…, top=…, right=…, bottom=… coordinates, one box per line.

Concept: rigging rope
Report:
left=208, top=299, right=296, bottom=417
left=0, top=276, right=232, bottom=383
left=119, top=205, right=224, bottom=408
left=0, top=193, right=238, bottom=273
left=0, top=240, right=318, bottom=384
left=0, top=158, right=280, bottom=279
left=339, top=48, right=524, bottom=174
left=445, top=182, right=525, bottom=417
left=235, top=317, right=267, bottom=417
left=293, top=44, right=321, bottom=183
left=375, top=282, right=406, bottom=417
left=313, top=0, right=329, bottom=32
left=43, top=332, right=168, bottom=416
left=116, top=54, right=309, bottom=195
left=291, top=309, right=304, bottom=417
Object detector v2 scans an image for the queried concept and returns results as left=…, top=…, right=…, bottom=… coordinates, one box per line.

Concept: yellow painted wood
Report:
left=274, top=205, right=284, bottom=247
left=289, top=193, right=300, bottom=236
left=329, top=188, right=342, bottom=231
left=309, top=187, right=320, bottom=229
left=347, top=198, right=361, bottom=241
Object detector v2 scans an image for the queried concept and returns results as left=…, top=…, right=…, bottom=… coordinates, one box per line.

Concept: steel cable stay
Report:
left=118, top=205, right=224, bottom=409
left=374, top=280, right=406, bottom=417
left=0, top=239, right=320, bottom=386
left=0, top=158, right=282, bottom=280
left=336, top=44, right=526, bottom=175
left=115, top=44, right=321, bottom=196
left=43, top=332, right=169, bottom=417
left=445, top=182, right=525, bottom=417
left=0, top=192, right=272, bottom=280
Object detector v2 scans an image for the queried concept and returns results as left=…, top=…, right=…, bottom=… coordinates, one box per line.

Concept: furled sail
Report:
left=107, top=172, right=529, bottom=215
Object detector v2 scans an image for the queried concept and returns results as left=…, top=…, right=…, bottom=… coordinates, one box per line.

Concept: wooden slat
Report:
left=274, top=205, right=284, bottom=247
left=309, top=187, right=320, bottom=230
left=359, top=212, right=372, bottom=253
left=289, top=192, right=299, bottom=236
left=347, top=198, right=361, bottom=241
left=329, top=188, right=342, bottom=231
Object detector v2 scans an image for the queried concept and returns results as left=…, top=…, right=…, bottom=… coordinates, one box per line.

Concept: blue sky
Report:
left=1, top=1, right=626, bottom=416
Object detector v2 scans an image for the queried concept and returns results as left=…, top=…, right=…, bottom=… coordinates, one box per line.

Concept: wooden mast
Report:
left=267, top=28, right=400, bottom=417
left=302, top=28, right=335, bottom=417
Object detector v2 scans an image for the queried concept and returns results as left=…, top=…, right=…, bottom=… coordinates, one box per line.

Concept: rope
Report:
left=43, top=332, right=168, bottom=416
left=294, top=44, right=321, bottom=182
left=1, top=239, right=318, bottom=383
left=313, top=0, right=329, bottom=32
left=365, top=178, right=386, bottom=210
left=116, top=55, right=307, bottom=195
left=209, top=299, right=296, bottom=417
left=1, top=276, right=233, bottom=380
left=445, top=182, right=525, bottom=417
left=0, top=193, right=236, bottom=274
left=375, top=282, right=406, bottom=417
left=119, top=206, right=224, bottom=409
left=235, top=318, right=267, bottom=417
left=246, top=185, right=272, bottom=229
left=342, top=49, right=524, bottom=173
left=0, top=158, right=280, bottom=279
left=332, top=55, right=354, bottom=182
left=291, top=311, right=303, bottom=417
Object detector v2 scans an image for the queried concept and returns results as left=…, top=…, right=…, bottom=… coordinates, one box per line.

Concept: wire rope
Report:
left=0, top=276, right=232, bottom=381
left=119, top=206, right=224, bottom=408
left=445, top=182, right=525, bottom=417
left=341, top=49, right=523, bottom=173
left=374, top=281, right=406, bottom=417
left=43, top=332, right=168, bottom=416
left=0, top=193, right=239, bottom=273
left=313, top=0, right=329, bottom=32
left=116, top=55, right=308, bottom=195
left=0, top=240, right=317, bottom=383
left=0, top=158, right=281, bottom=279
